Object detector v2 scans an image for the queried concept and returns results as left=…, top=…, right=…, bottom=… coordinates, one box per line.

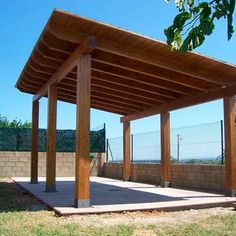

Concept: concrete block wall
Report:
left=103, top=162, right=123, bottom=179
left=132, top=163, right=161, bottom=184
left=104, top=163, right=225, bottom=192
left=0, top=152, right=106, bottom=177
left=171, top=164, right=224, bottom=192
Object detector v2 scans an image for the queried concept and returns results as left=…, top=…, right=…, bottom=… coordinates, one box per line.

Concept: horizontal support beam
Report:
left=121, top=85, right=236, bottom=123
left=33, top=36, right=96, bottom=101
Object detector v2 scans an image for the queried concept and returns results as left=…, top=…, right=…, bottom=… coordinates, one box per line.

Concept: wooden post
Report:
left=123, top=121, right=131, bottom=181
left=30, top=100, right=39, bottom=184
left=160, top=112, right=171, bottom=187
left=75, top=54, right=91, bottom=208
left=224, top=96, right=236, bottom=197
left=46, top=85, right=57, bottom=192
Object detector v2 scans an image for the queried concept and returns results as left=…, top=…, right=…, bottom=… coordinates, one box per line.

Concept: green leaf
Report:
left=173, top=12, right=192, bottom=29
left=175, top=0, right=185, bottom=11
left=171, top=30, right=182, bottom=50
left=187, top=0, right=194, bottom=8
left=227, top=13, right=234, bottom=40
left=229, top=0, right=236, bottom=14
left=180, top=27, right=205, bottom=51
left=164, top=26, right=175, bottom=45
left=200, top=3, right=211, bottom=18
left=199, top=18, right=215, bottom=35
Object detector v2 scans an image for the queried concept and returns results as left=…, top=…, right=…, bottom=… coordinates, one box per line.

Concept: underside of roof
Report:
left=16, top=9, right=236, bottom=119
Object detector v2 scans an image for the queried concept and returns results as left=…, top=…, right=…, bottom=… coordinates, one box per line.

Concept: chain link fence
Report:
left=0, top=124, right=106, bottom=153
left=107, top=121, right=224, bottom=164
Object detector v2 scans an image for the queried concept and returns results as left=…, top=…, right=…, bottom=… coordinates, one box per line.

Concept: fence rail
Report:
left=0, top=124, right=106, bottom=153
left=107, top=121, right=224, bottom=164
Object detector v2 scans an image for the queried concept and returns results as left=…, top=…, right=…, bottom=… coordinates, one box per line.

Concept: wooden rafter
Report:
left=33, top=36, right=96, bottom=101
left=48, top=24, right=235, bottom=85
left=16, top=10, right=236, bottom=120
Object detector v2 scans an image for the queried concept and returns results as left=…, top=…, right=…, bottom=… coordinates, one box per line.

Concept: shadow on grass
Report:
left=0, top=179, right=47, bottom=213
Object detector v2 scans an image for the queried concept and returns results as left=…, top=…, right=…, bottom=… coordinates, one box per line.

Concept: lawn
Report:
left=0, top=178, right=236, bottom=236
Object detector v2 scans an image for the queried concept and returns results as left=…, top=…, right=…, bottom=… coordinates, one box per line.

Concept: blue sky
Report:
left=0, top=0, right=235, bottom=138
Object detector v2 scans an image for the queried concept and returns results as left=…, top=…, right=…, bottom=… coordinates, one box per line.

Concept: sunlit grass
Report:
left=0, top=178, right=236, bottom=236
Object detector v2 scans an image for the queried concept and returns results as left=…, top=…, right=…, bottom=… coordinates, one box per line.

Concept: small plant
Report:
left=0, top=114, right=31, bottom=128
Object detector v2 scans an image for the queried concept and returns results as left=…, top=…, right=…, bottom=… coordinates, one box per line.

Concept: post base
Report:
left=225, top=189, right=236, bottom=197
left=161, top=181, right=171, bottom=188
left=74, top=199, right=90, bottom=208
left=45, top=185, right=56, bottom=192
left=30, top=180, right=38, bottom=184
left=123, top=177, right=131, bottom=181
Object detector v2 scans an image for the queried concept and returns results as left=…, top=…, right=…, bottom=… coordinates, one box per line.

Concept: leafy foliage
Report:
left=164, top=0, right=235, bottom=51
left=0, top=114, right=31, bottom=128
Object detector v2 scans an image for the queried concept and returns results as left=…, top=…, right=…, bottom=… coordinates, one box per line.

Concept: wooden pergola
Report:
left=16, top=10, right=236, bottom=207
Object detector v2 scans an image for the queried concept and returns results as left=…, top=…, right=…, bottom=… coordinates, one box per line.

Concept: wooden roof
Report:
left=16, top=9, right=236, bottom=122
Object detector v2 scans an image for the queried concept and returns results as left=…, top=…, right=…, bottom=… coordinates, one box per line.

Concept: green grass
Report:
left=0, top=178, right=236, bottom=236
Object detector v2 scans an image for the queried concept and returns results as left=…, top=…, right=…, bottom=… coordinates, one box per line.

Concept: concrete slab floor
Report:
left=12, top=177, right=236, bottom=216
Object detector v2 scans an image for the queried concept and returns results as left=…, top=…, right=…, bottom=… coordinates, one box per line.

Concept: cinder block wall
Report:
left=171, top=164, right=224, bottom=192
left=104, top=163, right=225, bottom=192
left=0, top=152, right=106, bottom=177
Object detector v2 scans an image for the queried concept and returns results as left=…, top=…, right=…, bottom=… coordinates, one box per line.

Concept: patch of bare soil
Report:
left=63, top=207, right=235, bottom=228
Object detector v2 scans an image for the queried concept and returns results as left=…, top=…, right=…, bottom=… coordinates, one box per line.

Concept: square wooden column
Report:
left=123, top=121, right=131, bottom=181
left=160, top=112, right=171, bottom=187
left=224, top=96, right=236, bottom=197
left=30, top=100, right=39, bottom=184
left=75, top=54, right=91, bottom=208
left=46, top=85, right=57, bottom=192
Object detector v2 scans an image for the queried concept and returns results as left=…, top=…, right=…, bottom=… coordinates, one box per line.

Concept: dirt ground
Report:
left=65, top=207, right=235, bottom=227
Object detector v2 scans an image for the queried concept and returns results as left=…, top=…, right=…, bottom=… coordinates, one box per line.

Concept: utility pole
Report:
left=177, top=134, right=182, bottom=163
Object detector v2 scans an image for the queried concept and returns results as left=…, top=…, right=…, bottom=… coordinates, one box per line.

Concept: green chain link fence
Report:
left=0, top=124, right=105, bottom=152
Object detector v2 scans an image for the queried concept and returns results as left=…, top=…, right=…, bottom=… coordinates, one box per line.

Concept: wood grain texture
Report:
left=123, top=121, right=131, bottom=181
left=33, top=36, right=95, bottom=101
left=30, top=100, right=39, bottom=184
left=75, top=54, right=91, bottom=203
left=46, top=85, right=57, bottom=192
left=160, top=112, right=171, bottom=187
left=224, top=96, right=236, bottom=194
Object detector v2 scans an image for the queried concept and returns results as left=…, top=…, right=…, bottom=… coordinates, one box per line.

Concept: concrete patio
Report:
left=13, top=177, right=236, bottom=216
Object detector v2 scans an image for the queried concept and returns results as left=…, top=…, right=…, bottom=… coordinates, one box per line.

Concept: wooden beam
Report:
left=91, top=83, right=162, bottom=105
left=121, top=84, right=236, bottom=123
left=92, top=66, right=183, bottom=99
left=48, top=24, right=234, bottom=85
left=30, top=100, right=39, bottom=184
left=92, top=61, right=201, bottom=96
left=46, top=85, right=57, bottom=192
left=160, top=112, right=171, bottom=187
left=33, top=36, right=96, bottom=101
left=224, top=96, right=236, bottom=197
left=92, top=77, right=171, bottom=103
left=31, top=36, right=206, bottom=95
left=91, top=84, right=157, bottom=106
left=75, top=54, right=91, bottom=208
left=92, top=49, right=213, bottom=91
left=123, top=121, right=131, bottom=181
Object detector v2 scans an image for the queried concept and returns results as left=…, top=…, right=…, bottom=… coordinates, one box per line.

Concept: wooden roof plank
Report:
left=48, top=23, right=236, bottom=85
left=33, top=36, right=96, bottom=101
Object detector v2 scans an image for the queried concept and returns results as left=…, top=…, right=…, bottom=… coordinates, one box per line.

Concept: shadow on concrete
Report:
left=0, top=180, right=46, bottom=213
left=13, top=178, right=228, bottom=210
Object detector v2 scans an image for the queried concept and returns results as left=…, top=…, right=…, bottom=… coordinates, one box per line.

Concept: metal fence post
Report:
left=103, top=123, right=106, bottom=153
